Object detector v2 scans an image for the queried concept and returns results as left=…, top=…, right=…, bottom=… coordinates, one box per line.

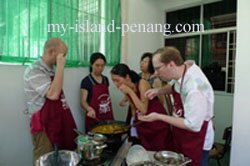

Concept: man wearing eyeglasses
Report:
left=139, top=46, right=214, bottom=166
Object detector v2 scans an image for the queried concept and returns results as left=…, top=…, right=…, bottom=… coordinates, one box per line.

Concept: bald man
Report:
left=24, top=38, right=77, bottom=162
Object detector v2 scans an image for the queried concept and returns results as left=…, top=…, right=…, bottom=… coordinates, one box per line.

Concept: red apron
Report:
left=31, top=79, right=77, bottom=150
left=133, top=84, right=172, bottom=151
left=172, top=86, right=208, bottom=166
left=85, top=75, right=114, bottom=132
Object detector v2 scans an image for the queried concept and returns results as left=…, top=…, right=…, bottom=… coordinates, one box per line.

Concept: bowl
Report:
left=154, top=151, right=191, bottom=165
left=35, top=150, right=80, bottom=166
left=126, top=145, right=151, bottom=166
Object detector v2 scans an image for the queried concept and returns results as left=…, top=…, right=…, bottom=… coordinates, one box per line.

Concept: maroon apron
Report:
left=30, top=75, right=77, bottom=150
left=171, top=65, right=208, bottom=166
left=39, top=91, right=77, bottom=150
left=133, top=84, right=172, bottom=151
left=85, top=75, right=114, bottom=132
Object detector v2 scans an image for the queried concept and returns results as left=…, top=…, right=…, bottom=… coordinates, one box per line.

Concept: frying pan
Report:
left=90, top=120, right=129, bottom=136
left=90, top=120, right=130, bottom=151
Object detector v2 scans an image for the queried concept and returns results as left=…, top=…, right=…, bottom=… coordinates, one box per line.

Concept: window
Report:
left=204, top=0, right=236, bottom=30
left=0, top=0, right=121, bottom=67
left=165, top=36, right=200, bottom=64
left=166, top=6, right=200, bottom=35
left=165, top=0, right=236, bottom=93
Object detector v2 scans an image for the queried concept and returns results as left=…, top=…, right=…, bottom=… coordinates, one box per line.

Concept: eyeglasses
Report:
left=154, top=64, right=165, bottom=71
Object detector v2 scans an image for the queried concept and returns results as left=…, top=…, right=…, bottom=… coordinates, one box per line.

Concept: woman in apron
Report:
left=111, top=63, right=172, bottom=151
left=139, top=52, right=165, bottom=105
left=80, top=53, right=114, bottom=132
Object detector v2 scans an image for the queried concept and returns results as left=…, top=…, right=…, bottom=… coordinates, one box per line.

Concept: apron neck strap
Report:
left=180, top=64, right=187, bottom=94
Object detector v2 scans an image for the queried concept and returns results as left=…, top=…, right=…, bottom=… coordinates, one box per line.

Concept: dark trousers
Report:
left=201, top=150, right=209, bottom=166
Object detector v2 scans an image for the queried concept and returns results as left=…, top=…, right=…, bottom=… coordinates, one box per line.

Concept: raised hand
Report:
left=119, top=84, right=132, bottom=94
left=138, top=112, right=160, bottom=122
left=119, top=97, right=128, bottom=107
left=56, top=53, right=66, bottom=67
left=144, top=88, right=159, bottom=100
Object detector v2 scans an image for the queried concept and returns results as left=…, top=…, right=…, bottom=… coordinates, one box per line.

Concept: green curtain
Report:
left=48, top=0, right=79, bottom=66
left=104, top=0, right=121, bottom=65
left=0, top=0, right=121, bottom=67
left=0, top=0, right=47, bottom=64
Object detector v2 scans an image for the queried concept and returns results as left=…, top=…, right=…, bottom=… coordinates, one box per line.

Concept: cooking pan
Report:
left=90, top=120, right=130, bottom=151
left=90, top=120, right=142, bottom=135
left=90, top=120, right=129, bottom=135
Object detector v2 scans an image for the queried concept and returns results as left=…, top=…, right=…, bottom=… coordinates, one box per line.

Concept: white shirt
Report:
left=171, top=60, right=214, bottom=150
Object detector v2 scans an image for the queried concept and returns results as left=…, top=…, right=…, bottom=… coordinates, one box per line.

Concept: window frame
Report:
left=165, top=3, right=236, bottom=94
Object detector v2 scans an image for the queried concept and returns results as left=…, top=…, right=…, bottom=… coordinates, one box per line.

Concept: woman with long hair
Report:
left=111, top=63, right=172, bottom=151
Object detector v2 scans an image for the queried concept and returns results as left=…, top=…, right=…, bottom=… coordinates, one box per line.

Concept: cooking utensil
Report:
left=78, top=143, right=107, bottom=160
left=90, top=120, right=129, bottom=151
left=90, top=120, right=128, bottom=135
left=154, top=151, right=192, bottom=165
left=179, top=158, right=192, bottom=166
left=36, top=150, right=80, bottom=166
left=74, top=128, right=84, bottom=135
left=52, top=144, right=59, bottom=166
left=75, top=134, right=107, bottom=160
left=114, top=121, right=143, bottom=133
left=126, top=145, right=150, bottom=166
left=94, top=117, right=101, bottom=121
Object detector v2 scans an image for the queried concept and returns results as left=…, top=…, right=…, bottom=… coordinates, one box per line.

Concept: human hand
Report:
left=86, top=107, right=96, bottom=119
left=119, top=97, right=128, bottom=107
left=56, top=53, right=66, bottom=67
left=119, top=84, right=132, bottom=94
left=144, top=88, right=159, bottom=100
left=138, top=112, right=160, bottom=122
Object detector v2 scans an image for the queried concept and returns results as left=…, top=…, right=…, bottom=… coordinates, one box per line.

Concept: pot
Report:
left=76, top=134, right=107, bottom=160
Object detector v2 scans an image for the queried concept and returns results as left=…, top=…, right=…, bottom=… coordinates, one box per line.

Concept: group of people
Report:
left=24, top=38, right=214, bottom=166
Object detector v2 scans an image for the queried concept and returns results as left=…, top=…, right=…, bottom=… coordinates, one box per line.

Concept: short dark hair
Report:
left=111, top=63, right=141, bottom=83
left=89, top=52, right=106, bottom=72
left=140, top=52, right=154, bottom=74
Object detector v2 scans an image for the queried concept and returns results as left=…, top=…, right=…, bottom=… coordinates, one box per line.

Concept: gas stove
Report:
left=77, top=144, right=120, bottom=166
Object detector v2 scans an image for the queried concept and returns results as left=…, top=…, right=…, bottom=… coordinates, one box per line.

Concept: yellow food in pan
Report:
left=91, top=124, right=126, bottom=134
